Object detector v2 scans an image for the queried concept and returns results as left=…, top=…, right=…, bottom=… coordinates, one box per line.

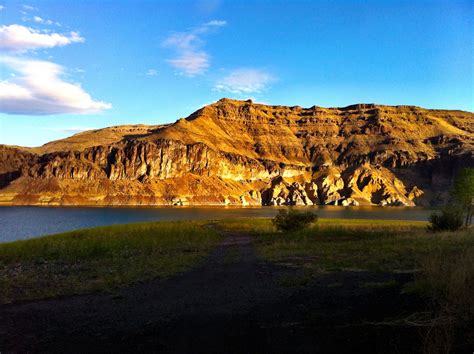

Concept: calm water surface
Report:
left=0, top=206, right=433, bottom=242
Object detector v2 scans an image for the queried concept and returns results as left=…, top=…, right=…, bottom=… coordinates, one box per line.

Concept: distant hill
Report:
left=1, top=98, right=472, bottom=206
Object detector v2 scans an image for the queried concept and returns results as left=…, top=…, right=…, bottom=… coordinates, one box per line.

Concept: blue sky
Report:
left=0, top=0, right=472, bottom=147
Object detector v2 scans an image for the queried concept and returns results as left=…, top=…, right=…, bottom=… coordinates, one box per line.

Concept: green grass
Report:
left=0, top=221, right=220, bottom=304
left=2, top=216, right=472, bottom=308
left=216, top=217, right=275, bottom=233
left=216, top=218, right=474, bottom=273
left=217, top=217, right=427, bottom=234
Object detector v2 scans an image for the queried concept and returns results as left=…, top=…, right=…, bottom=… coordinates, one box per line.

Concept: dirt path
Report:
left=0, top=231, right=422, bottom=353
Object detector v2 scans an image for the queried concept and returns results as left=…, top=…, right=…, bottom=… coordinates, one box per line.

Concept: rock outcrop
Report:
left=0, top=99, right=472, bottom=206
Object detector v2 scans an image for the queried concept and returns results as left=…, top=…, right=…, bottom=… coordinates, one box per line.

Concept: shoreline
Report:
left=0, top=208, right=434, bottom=242
left=1, top=216, right=429, bottom=244
left=0, top=203, right=432, bottom=209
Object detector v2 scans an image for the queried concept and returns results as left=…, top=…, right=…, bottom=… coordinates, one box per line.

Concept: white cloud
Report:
left=167, top=52, right=209, bottom=77
left=0, top=5, right=4, bottom=11
left=33, top=16, right=54, bottom=25
left=146, top=69, right=158, bottom=76
left=163, top=19, right=225, bottom=77
left=214, top=69, right=275, bottom=94
left=0, top=24, right=84, bottom=52
left=204, top=20, right=226, bottom=27
left=0, top=57, right=111, bottom=115
left=22, top=5, right=37, bottom=11
left=163, top=32, right=200, bottom=51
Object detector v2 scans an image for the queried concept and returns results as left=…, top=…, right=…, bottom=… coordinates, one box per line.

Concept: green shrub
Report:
left=428, top=207, right=464, bottom=232
left=272, top=209, right=317, bottom=232
left=452, top=167, right=474, bottom=226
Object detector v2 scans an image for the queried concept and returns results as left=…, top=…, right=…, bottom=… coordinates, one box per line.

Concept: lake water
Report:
left=0, top=206, right=433, bottom=242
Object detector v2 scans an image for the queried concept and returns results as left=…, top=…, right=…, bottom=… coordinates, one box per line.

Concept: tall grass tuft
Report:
left=411, top=240, right=474, bottom=353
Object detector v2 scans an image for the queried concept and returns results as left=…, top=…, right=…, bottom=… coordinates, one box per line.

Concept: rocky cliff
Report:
left=0, top=99, right=472, bottom=206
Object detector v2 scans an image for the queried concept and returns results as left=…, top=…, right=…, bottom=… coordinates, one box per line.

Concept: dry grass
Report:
left=409, top=244, right=474, bottom=354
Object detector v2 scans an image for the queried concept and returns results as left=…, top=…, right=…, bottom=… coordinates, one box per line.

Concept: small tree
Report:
left=272, top=209, right=317, bottom=232
left=452, top=168, right=474, bottom=226
left=428, top=207, right=464, bottom=232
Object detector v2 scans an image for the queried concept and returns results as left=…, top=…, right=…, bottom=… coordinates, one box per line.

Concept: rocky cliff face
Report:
left=0, top=99, right=472, bottom=206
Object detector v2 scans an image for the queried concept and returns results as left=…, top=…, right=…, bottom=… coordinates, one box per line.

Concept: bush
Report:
left=428, top=208, right=464, bottom=232
left=272, top=209, right=317, bottom=232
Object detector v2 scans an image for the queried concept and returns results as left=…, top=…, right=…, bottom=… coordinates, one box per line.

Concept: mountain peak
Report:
left=216, top=98, right=253, bottom=104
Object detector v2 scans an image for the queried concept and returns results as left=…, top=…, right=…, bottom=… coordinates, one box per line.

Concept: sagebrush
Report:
left=272, top=209, right=317, bottom=232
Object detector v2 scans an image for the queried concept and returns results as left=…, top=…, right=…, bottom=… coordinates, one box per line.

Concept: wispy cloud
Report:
left=33, top=16, right=54, bottom=25
left=167, top=52, right=209, bottom=77
left=204, top=20, right=226, bottom=27
left=214, top=68, right=275, bottom=94
left=0, top=5, right=4, bottom=11
left=0, top=24, right=84, bottom=52
left=0, top=57, right=111, bottom=115
left=163, top=20, right=226, bottom=77
left=22, top=5, right=37, bottom=11
left=146, top=69, right=158, bottom=76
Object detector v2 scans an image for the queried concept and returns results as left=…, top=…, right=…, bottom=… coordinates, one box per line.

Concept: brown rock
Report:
left=0, top=99, right=472, bottom=206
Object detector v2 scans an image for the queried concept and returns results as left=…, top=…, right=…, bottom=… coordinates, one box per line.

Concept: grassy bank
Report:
left=2, top=217, right=473, bottom=306
left=0, top=221, right=220, bottom=304
left=217, top=218, right=473, bottom=272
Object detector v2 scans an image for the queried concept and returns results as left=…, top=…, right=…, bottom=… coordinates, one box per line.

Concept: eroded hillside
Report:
left=0, top=99, right=472, bottom=206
